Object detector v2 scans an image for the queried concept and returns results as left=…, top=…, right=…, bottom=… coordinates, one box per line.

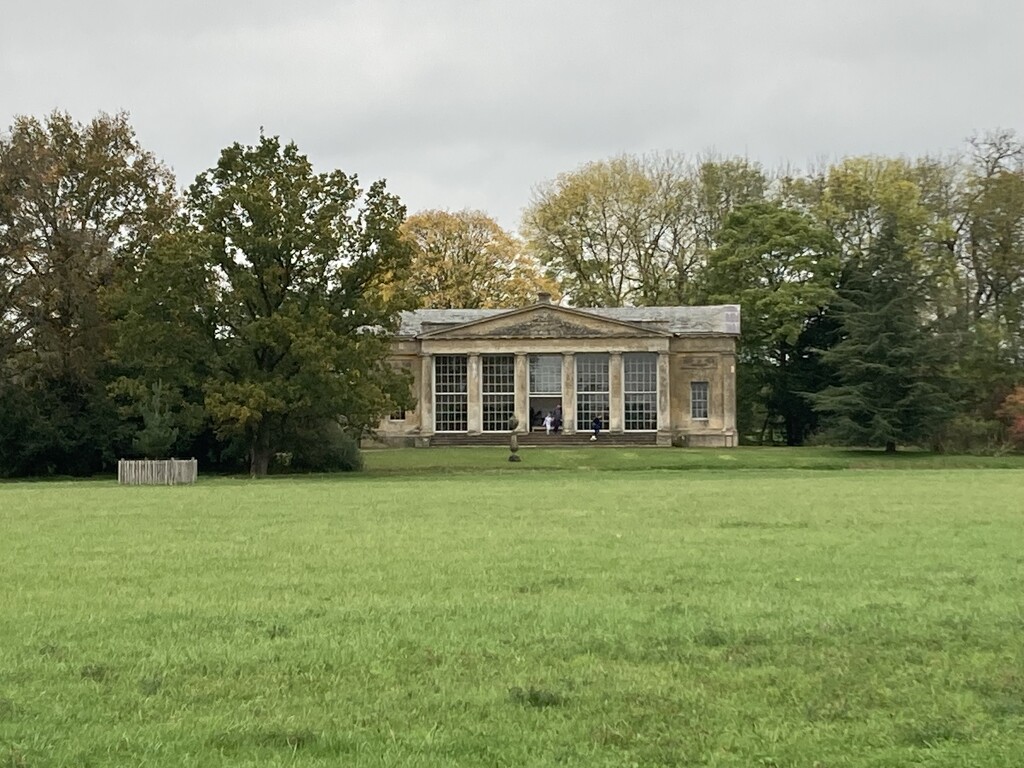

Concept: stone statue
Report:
left=508, top=415, right=522, bottom=462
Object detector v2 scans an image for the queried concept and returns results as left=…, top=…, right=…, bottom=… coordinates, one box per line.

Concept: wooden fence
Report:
left=118, top=458, right=198, bottom=486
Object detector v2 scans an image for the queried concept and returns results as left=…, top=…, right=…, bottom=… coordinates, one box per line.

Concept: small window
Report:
left=389, top=409, right=406, bottom=421
left=690, top=381, right=709, bottom=420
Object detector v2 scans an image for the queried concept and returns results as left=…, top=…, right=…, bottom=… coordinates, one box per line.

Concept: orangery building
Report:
left=375, top=294, right=740, bottom=447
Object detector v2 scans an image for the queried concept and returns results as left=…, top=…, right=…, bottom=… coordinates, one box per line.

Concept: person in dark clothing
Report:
left=591, top=415, right=602, bottom=441
left=553, top=404, right=563, bottom=433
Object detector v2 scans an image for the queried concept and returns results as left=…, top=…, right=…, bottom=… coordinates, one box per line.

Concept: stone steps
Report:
left=429, top=431, right=658, bottom=447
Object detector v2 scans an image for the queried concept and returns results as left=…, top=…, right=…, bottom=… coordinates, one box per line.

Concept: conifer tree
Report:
left=812, top=219, right=954, bottom=451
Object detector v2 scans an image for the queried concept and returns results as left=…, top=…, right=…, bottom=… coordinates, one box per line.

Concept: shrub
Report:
left=997, top=386, right=1024, bottom=450
left=930, top=414, right=1008, bottom=455
left=285, top=420, right=363, bottom=473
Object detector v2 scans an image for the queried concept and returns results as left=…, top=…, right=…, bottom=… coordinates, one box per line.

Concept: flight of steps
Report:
left=429, top=431, right=658, bottom=447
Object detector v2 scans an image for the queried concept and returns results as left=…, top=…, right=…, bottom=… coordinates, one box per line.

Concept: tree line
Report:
left=1, top=113, right=413, bottom=477
left=521, top=145, right=1024, bottom=452
left=2, top=112, right=1023, bottom=477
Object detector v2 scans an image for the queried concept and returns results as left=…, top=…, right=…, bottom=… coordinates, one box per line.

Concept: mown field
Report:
left=1, top=448, right=1023, bottom=767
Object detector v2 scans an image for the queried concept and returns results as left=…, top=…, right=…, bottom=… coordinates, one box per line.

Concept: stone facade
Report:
left=376, top=297, right=740, bottom=447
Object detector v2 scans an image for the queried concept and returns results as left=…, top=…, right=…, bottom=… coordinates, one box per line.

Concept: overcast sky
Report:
left=2, top=0, right=1022, bottom=230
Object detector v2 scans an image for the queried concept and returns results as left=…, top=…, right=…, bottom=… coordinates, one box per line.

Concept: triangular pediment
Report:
left=418, top=304, right=671, bottom=340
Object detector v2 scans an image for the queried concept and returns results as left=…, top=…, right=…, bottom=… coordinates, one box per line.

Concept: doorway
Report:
left=529, top=396, right=563, bottom=432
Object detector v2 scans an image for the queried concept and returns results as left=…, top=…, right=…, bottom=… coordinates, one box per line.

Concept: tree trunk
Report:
left=250, top=449, right=272, bottom=478
left=884, top=440, right=897, bottom=453
left=785, top=415, right=801, bottom=446
left=249, top=424, right=274, bottom=477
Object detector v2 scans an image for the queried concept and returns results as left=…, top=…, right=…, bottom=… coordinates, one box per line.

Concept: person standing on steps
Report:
left=553, top=403, right=563, bottom=433
left=591, top=415, right=602, bottom=441
left=543, top=413, right=553, bottom=435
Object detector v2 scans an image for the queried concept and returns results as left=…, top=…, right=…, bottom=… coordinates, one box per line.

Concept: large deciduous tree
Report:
left=523, top=154, right=681, bottom=306
left=179, top=134, right=412, bottom=476
left=523, top=154, right=765, bottom=306
left=0, top=111, right=176, bottom=475
left=704, top=202, right=838, bottom=444
left=398, top=209, right=556, bottom=308
left=957, top=133, right=1024, bottom=372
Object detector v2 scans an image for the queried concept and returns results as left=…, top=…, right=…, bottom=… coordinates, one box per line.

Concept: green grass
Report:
left=363, top=444, right=1024, bottom=474
left=1, top=451, right=1023, bottom=766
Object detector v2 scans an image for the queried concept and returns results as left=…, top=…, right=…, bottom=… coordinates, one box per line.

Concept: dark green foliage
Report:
left=105, top=134, right=414, bottom=477
left=930, top=414, right=1007, bottom=454
left=704, top=202, right=839, bottom=444
left=131, top=381, right=180, bottom=459
left=812, top=220, right=955, bottom=450
left=107, top=229, right=214, bottom=456
left=0, top=111, right=175, bottom=475
left=285, top=420, right=364, bottom=473
left=183, top=134, right=412, bottom=476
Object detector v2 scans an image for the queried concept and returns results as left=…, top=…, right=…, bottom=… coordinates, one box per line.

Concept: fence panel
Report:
left=118, top=459, right=198, bottom=485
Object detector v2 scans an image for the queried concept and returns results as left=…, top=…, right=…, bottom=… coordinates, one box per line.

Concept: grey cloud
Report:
left=3, top=0, right=1022, bottom=229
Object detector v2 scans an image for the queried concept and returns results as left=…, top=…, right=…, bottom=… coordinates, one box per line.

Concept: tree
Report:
left=704, top=202, right=838, bottom=444
left=107, top=227, right=216, bottom=462
left=523, top=154, right=766, bottom=306
left=958, top=132, right=1024, bottom=367
left=182, top=134, right=412, bottom=476
left=523, top=154, right=679, bottom=306
left=692, top=158, right=769, bottom=254
left=398, top=209, right=556, bottom=308
left=997, top=385, right=1024, bottom=449
left=0, top=111, right=176, bottom=475
left=131, top=381, right=180, bottom=459
left=812, top=218, right=954, bottom=451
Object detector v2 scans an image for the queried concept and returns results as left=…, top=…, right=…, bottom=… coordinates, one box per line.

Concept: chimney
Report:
left=536, top=291, right=552, bottom=305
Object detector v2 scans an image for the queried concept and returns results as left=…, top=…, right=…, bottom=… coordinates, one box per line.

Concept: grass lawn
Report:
left=1, top=449, right=1023, bottom=766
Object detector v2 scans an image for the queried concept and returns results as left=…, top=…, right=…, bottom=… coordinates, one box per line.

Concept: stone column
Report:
left=657, top=351, right=672, bottom=446
left=467, top=353, right=481, bottom=434
left=419, top=353, right=434, bottom=437
left=608, top=351, right=623, bottom=432
left=561, top=352, right=576, bottom=434
left=514, top=353, right=529, bottom=433
left=722, top=351, right=737, bottom=446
